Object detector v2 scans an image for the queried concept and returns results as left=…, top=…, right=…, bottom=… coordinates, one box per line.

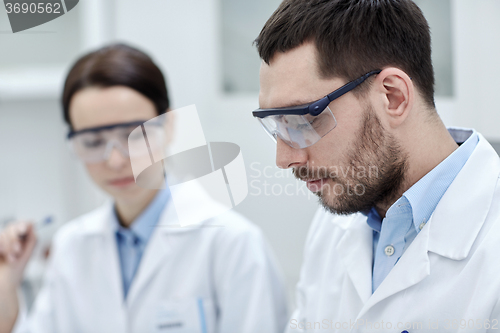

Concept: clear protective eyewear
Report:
left=67, top=120, right=164, bottom=163
left=252, top=70, right=381, bottom=149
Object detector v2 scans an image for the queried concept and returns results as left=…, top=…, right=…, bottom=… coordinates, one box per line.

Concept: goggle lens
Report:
left=69, top=122, right=164, bottom=163
left=257, top=106, right=337, bottom=148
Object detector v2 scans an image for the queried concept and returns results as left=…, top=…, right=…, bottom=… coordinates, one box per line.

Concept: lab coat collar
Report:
left=335, top=213, right=374, bottom=304
left=80, top=203, right=115, bottom=236
left=427, top=133, right=500, bottom=260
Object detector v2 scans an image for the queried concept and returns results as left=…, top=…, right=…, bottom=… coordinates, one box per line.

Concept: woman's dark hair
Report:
left=255, top=0, right=435, bottom=109
left=62, top=43, right=170, bottom=128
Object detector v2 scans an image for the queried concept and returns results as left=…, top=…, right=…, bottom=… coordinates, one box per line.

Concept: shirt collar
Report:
left=403, top=129, right=478, bottom=233
left=365, top=207, right=382, bottom=232
left=365, top=196, right=413, bottom=233
left=112, top=185, right=171, bottom=244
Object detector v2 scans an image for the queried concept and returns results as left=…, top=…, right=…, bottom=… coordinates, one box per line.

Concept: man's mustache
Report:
left=292, top=166, right=337, bottom=181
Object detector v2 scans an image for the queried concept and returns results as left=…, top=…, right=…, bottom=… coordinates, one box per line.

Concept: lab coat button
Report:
left=384, top=245, right=395, bottom=256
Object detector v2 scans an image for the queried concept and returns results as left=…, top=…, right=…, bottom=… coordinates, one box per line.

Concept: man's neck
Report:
left=375, top=121, right=459, bottom=219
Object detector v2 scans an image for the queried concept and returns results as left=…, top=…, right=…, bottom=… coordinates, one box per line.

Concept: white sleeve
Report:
left=213, top=224, right=288, bottom=333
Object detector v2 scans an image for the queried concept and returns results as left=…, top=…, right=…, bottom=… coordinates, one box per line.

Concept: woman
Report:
left=0, top=44, right=287, bottom=333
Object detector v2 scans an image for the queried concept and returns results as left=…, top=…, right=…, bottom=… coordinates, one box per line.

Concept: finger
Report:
left=19, top=227, right=37, bottom=265
left=3, top=227, right=17, bottom=259
left=15, top=221, right=29, bottom=237
left=0, top=232, right=7, bottom=257
left=0, top=221, right=35, bottom=264
left=14, top=221, right=31, bottom=245
left=4, top=231, right=18, bottom=264
left=12, top=227, right=37, bottom=270
left=14, top=223, right=35, bottom=262
left=3, top=222, right=31, bottom=259
left=5, top=227, right=22, bottom=258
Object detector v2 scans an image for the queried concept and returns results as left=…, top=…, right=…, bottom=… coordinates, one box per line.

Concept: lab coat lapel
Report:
left=357, top=219, right=431, bottom=318
left=427, top=134, right=500, bottom=260
left=100, top=216, right=128, bottom=308
left=83, top=204, right=126, bottom=311
left=126, top=200, right=175, bottom=306
left=336, top=213, right=374, bottom=304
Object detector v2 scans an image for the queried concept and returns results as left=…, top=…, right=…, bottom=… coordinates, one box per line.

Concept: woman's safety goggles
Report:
left=252, top=70, right=381, bottom=149
left=67, top=120, right=164, bottom=163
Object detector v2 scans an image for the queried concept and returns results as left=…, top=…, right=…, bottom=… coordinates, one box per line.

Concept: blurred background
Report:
left=1, top=0, right=499, bottom=310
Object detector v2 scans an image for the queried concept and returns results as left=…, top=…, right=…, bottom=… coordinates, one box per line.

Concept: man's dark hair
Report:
left=62, top=43, right=170, bottom=129
left=255, top=0, right=435, bottom=108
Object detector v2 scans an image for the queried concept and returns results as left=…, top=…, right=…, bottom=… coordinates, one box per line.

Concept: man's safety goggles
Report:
left=252, top=70, right=381, bottom=149
left=67, top=120, right=164, bottom=163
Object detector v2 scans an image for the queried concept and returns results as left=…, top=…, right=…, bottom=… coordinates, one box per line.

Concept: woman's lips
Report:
left=306, top=178, right=328, bottom=192
left=108, top=177, right=135, bottom=187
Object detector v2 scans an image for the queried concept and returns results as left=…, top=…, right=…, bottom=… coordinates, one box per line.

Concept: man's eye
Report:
left=308, top=117, right=323, bottom=130
left=296, top=118, right=316, bottom=129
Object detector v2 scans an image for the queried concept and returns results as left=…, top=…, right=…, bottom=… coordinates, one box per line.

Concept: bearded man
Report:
left=252, top=0, right=500, bottom=331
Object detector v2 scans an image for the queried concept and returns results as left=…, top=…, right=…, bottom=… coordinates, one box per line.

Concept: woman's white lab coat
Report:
left=14, top=198, right=288, bottom=333
left=286, top=129, right=500, bottom=332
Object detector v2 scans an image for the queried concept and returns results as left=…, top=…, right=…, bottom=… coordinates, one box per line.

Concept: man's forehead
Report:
left=264, top=43, right=320, bottom=79
left=259, top=44, right=319, bottom=108
left=258, top=43, right=344, bottom=109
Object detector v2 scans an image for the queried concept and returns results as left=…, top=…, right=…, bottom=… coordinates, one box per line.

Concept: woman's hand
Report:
left=0, top=221, right=37, bottom=333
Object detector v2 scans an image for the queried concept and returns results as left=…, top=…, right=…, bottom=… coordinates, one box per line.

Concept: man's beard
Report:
left=293, top=107, right=408, bottom=215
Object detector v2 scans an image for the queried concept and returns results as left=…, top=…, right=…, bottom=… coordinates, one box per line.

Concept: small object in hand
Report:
left=18, top=216, right=53, bottom=241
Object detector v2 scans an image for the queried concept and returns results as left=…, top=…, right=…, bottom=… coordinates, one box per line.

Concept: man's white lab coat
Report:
left=287, top=129, right=500, bottom=332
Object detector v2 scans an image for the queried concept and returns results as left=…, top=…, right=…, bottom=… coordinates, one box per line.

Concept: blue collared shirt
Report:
left=112, top=186, right=171, bottom=299
left=367, top=128, right=479, bottom=293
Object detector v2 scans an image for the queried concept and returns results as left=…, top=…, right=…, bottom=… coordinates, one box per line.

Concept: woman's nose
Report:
left=276, top=137, right=308, bottom=169
left=105, top=146, right=128, bottom=169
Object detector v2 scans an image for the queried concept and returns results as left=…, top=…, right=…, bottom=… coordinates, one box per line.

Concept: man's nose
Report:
left=276, top=137, right=308, bottom=169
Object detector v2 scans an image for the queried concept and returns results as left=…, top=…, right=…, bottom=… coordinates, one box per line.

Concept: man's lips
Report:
left=108, top=177, right=135, bottom=187
left=304, top=178, right=328, bottom=192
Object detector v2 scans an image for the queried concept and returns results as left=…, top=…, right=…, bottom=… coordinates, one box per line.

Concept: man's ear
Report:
left=373, top=67, right=414, bottom=128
